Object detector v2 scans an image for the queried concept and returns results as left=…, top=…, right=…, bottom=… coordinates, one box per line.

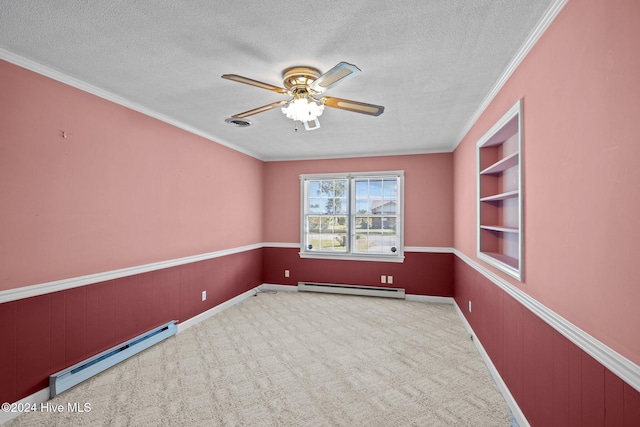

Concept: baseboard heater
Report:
left=298, top=282, right=405, bottom=299
left=49, top=320, right=177, bottom=398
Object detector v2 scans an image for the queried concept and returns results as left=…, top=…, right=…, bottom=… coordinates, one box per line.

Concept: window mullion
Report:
left=348, top=177, right=355, bottom=255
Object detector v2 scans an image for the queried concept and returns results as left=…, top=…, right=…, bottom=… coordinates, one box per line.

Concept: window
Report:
left=300, top=171, right=404, bottom=262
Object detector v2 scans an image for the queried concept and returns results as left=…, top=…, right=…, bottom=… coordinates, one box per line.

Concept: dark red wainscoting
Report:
left=0, top=248, right=262, bottom=405
left=262, top=247, right=454, bottom=297
left=4, top=247, right=638, bottom=427
left=453, top=256, right=640, bottom=426
left=0, top=301, right=18, bottom=402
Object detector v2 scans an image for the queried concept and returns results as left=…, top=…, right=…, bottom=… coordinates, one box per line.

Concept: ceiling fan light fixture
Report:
left=223, top=61, right=384, bottom=131
left=281, top=97, right=324, bottom=123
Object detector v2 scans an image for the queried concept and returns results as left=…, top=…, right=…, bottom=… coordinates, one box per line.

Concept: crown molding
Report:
left=0, top=48, right=262, bottom=160
left=451, top=0, right=568, bottom=150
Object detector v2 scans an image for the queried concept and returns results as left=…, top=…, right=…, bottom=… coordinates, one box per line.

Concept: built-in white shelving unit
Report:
left=476, top=100, right=523, bottom=280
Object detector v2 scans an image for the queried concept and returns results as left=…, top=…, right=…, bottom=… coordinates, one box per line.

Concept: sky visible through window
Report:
left=355, top=178, right=397, bottom=214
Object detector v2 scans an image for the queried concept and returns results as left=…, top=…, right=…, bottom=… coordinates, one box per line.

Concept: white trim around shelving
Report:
left=454, top=249, right=640, bottom=394
left=476, top=99, right=523, bottom=281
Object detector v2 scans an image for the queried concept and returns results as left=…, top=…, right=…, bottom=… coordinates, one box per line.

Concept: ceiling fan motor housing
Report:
left=282, top=66, right=322, bottom=92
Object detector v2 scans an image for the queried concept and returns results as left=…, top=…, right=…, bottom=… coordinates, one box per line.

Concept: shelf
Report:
left=476, top=99, right=523, bottom=281
left=480, top=152, right=519, bottom=175
left=480, top=190, right=519, bottom=202
left=481, top=252, right=519, bottom=269
left=480, top=225, right=519, bottom=233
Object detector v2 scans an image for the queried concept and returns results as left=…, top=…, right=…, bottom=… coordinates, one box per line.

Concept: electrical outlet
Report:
left=380, top=275, right=386, bottom=284
left=387, top=276, right=393, bottom=284
left=468, top=300, right=472, bottom=313
left=202, top=291, right=207, bottom=301
left=284, top=269, right=290, bottom=278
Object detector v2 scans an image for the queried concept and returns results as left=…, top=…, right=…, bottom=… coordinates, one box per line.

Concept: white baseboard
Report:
left=1, top=288, right=261, bottom=425
left=453, top=302, right=529, bottom=427
left=406, top=288, right=523, bottom=424
left=258, top=283, right=298, bottom=292
left=177, top=287, right=259, bottom=333
left=0, top=387, right=50, bottom=425
left=261, top=284, right=453, bottom=304
left=454, top=249, right=640, bottom=394
left=405, top=294, right=454, bottom=304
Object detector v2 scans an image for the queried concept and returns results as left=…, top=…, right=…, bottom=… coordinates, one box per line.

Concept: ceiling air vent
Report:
left=225, top=118, right=252, bottom=127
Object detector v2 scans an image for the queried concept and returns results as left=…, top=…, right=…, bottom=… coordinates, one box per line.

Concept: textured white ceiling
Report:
left=0, top=0, right=556, bottom=161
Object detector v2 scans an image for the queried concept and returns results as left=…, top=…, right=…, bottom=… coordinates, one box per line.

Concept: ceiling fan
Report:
left=222, top=62, right=384, bottom=131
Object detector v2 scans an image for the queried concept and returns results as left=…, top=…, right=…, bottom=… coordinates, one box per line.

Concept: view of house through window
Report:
left=300, top=171, right=404, bottom=261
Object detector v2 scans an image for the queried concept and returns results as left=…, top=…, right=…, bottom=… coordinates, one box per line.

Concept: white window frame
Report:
left=299, top=171, right=405, bottom=263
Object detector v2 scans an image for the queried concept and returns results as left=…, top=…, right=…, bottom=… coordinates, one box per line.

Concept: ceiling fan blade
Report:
left=322, top=97, right=385, bottom=116
left=231, top=100, right=288, bottom=118
left=309, top=62, right=361, bottom=93
left=222, top=74, right=288, bottom=94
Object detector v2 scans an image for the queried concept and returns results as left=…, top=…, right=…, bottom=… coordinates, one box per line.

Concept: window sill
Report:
left=299, top=252, right=405, bottom=263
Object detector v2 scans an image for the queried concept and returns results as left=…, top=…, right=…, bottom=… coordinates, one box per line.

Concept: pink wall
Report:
left=0, top=59, right=265, bottom=404
left=263, top=154, right=453, bottom=247
left=453, top=0, right=640, bottom=365
left=0, top=60, right=264, bottom=291
left=262, top=155, right=454, bottom=297
left=4, top=0, right=638, bottom=416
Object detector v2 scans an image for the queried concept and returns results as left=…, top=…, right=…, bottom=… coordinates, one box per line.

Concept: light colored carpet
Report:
left=7, top=290, right=511, bottom=426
